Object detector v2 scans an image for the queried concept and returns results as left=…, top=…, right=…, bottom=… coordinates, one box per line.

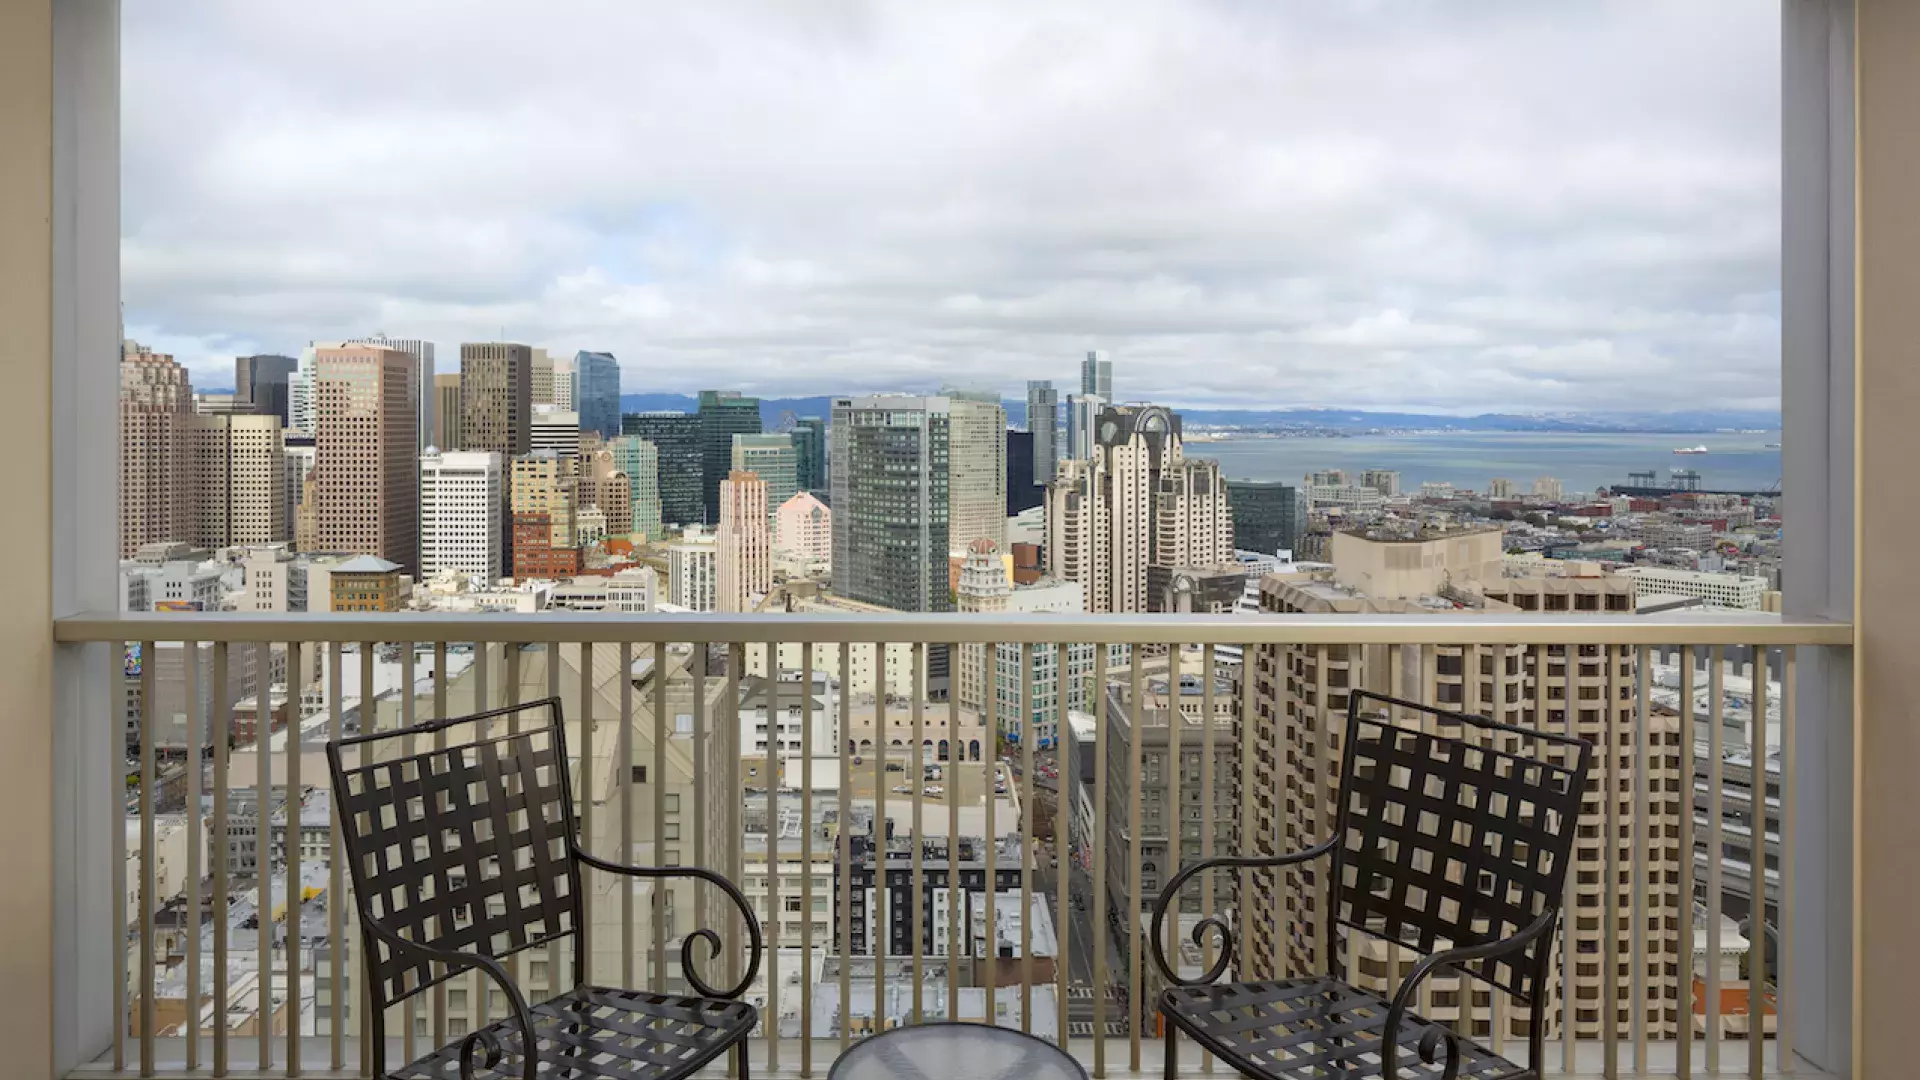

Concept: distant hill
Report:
left=619, top=394, right=1777, bottom=434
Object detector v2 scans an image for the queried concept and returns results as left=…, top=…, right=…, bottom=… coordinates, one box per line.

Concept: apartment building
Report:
left=775, top=491, right=831, bottom=564
left=669, top=528, right=717, bottom=612
left=1246, top=527, right=1679, bottom=1044
left=119, top=343, right=193, bottom=557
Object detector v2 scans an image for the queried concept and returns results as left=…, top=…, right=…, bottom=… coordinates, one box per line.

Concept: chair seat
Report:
left=1161, top=976, right=1525, bottom=1080
left=391, top=985, right=757, bottom=1080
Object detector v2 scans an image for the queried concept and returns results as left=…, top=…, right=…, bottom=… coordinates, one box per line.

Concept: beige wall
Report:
left=0, top=1, right=54, bottom=1075
left=1858, top=0, right=1920, bottom=1072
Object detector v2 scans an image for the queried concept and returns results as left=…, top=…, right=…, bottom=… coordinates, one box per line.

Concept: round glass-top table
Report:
left=827, top=1023, right=1088, bottom=1080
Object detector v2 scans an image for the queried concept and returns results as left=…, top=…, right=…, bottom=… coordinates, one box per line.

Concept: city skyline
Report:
left=122, top=3, right=1780, bottom=414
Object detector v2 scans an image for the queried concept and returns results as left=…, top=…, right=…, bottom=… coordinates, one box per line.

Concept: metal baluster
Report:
left=400, top=642, right=417, bottom=1068
left=1126, top=654, right=1143, bottom=1073
left=1019, top=643, right=1035, bottom=1034
left=1198, top=643, right=1215, bottom=1071
left=1779, top=648, right=1797, bottom=1074
left=185, top=641, right=203, bottom=1073
left=985, top=643, right=999, bottom=1032
left=655, top=642, right=670, bottom=989
left=620, top=641, right=634, bottom=990
left=546, top=643, right=564, bottom=990
left=873, top=648, right=887, bottom=1036
left=1634, top=645, right=1651, bottom=1077
left=1165, top=643, right=1183, bottom=1038
left=1307, top=645, right=1329, bottom=985
left=910, top=643, right=925, bottom=1026
left=1055, top=643, right=1072, bottom=1050
left=1417, top=646, right=1435, bottom=1026
left=429, top=642, right=448, bottom=1050
left=946, top=639, right=960, bottom=1033
left=801, top=645, right=815, bottom=1077
left=1677, top=649, right=1695, bottom=1080
left=690, top=639, right=706, bottom=1004
left=211, top=642, right=230, bottom=1078
left=579, top=642, right=594, bottom=985
left=1604, top=644, right=1620, bottom=1080
left=1707, top=647, right=1725, bottom=1073
left=251, top=643, right=271, bottom=1073
left=1093, top=643, right=1111, bottom=1078
left=1490, top=643, right=1508, bottom=1057
left=728, top=645, right=744, bottom=1001
left=285, top=642, right=303, bottom=1077
left=138, top=639, right=155, bottom=1077
left=838, top=644, right=852, bottom=1052
left=1749, top=648, right=1768, bottom=1080
left=326, top=644, right=345, bottom=1073
left=1237, top=643, right=1255, bottom=992
left=767, top=643, right=783, bottom=1071
left=1557, top=644, right=1575, bottom=1074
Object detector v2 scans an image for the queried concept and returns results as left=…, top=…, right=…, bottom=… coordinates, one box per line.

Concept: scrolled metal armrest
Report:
left=1147, top=836, right=1338, bottom=987
left=573, top=847, right=765, bottom=1000
left=360, top=914, right=539, bottom=1080
left=1379, top=907, right=1559, bottom=1080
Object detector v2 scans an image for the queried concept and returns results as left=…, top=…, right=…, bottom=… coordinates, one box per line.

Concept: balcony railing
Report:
left=53, top=610, right=1851, bottom=1079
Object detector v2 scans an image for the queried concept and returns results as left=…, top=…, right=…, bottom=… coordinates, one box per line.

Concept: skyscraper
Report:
left=291, top=339, right=350, bottom=436
left=697, top=390, right=762, bottom=524
left=531, top=348, right=557, bottom=407
left=1225, top=480, right=1307, bottom=555
left=609, top=436, right=664, bottom=542
left=1065, top=393, right=1104, bottom=460
left=716, top=470, right=770, bottom=613
left=348, top=335, right=435, bottom=452
left=119, top=342, right=193, bottom=557
left=312, top=345, right=420, bottom=575
left=830, top=395, right=950, bottom=613
left=623, top=413, right=703, bottom=526
left=944, top=387, right=1006, bottom=554
left=419, top=450, right=502, bottom=581
left=1045, top=404, right=1232, bottom=613
left=283, top=433, right=315, bottom=544
left=731, top=433, right=797, bottom=518
left=1025, top=380, right=1058, bottom=483
left=1005, top=430, right=1042, bottom=515
left=1080, top=349, right=1112, bottom=399
left=186, top=413, right=287, bottom=549
left=790, top=417, right=827, bottom=492
left=459, top=343, right=534, bottom=459
left=573, top=351, right=621, bottom=440
left=234, top=354, right=296, bottom=426
left=431, top=374, right=462, bottom=450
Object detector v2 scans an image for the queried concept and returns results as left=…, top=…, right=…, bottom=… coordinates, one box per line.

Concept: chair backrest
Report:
left=326, top=698, right=580, bottom=1012
left=1328, top=691, right=1592, bottom=1004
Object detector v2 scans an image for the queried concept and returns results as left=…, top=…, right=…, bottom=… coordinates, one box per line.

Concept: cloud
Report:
left=121, top=1, right=1781, bottom=413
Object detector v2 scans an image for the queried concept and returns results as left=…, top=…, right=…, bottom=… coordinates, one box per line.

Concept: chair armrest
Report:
left=1148, top=836, right=1338, bottom=987
left=573, top=847, right=765, bottom=1000
left=1380, top=907, right=1560, bottom=1080
left=360, top=914, right=540, bottom=1080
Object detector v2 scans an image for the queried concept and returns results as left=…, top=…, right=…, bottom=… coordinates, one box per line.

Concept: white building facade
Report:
left=419, top=450, right=503, bottom=582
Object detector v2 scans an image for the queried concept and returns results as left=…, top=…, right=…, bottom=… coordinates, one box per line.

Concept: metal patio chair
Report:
left=1150, top=691, right=1592, bottom=1080
left=327, top=697, right=763, bottom=1080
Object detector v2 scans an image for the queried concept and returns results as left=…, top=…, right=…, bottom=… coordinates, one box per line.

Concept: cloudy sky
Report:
left=122, top=2, right=1781, bottom=414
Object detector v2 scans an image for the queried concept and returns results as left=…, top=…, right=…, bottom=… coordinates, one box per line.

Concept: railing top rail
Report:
left=53, top=610, right=1852, bottom=646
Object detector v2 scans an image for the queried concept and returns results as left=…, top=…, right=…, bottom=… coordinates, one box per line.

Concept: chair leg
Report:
left=1163, top=1021, right=1178, bottom=1080
left=734, top=1040, right=750, bottom=1080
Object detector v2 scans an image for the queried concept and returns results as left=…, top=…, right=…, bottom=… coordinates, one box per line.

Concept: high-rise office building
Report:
left=731, top=433, right=797, bottom=518
left=119, top=342, right=193, bottom=557
left=577, top=448, right=631, bottom=544
left=531, top=406, right=581, bottom=458
left=609, top=436, right=663, bottom=542
left=1025, top=380, right=1059, bottom=483
left=775, top=491, right=831, bottom=564
left=1005, top=430, right=1042, bottom=515
left=1065, top=393, right=1105, bottom=460
left=1248, top=529, right=1672, bottom=1044
left=623, top=413, right=703, bottom=526
left=573, top=351, right=621, bottom=439
left=716, top=470, right=770, bottom=613
left=419, top=450, right=503, bottom=581
left=510, top=452, right=578, bottom=550
left=830, top=395, right=950, bottom=612
left=312, top=345, right=420, bottom=575
left=234, top=354, right=296, bottom=426
left=944, top=388, right=1006, bottom=554
left=1224, top=480, right=1307, bottom=555
left=283, top=433, right=315, bottom=544
left=1080, top=350, right=1112, bottom=399
left=186, top=413, right=286, bottom=549
left=697, top=390, right=762, bottom=524
left=550, top=353, right=575, bottom=410
left=1046, top=404, right=1232, bottom=613
left=459, top=343, right=534, bottom=459
left=790, top=417, right=827, bottom=493
left=531, top=348, right=557, bottom=407
left=431, top=374, right=462, bottom=450
left=348, top=335, right=435, bottom=452
left=291, top=340, right=351, bottom=436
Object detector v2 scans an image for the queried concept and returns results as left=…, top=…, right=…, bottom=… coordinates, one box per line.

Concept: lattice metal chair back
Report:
left=1328, top=691, right=1590, bottom=1015
left=1151, top=688, right=1593, bottom=1080
left=327, top=696, right=761, bottom=1080
left=329, top=698, right=582, bottom=1023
